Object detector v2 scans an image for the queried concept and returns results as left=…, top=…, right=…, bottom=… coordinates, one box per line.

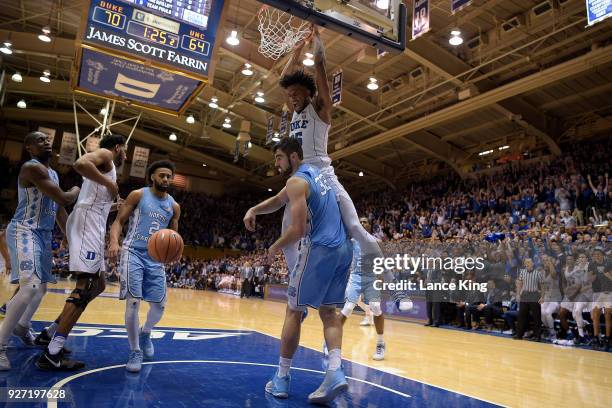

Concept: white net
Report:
left=257, top=6, right=311, bottom=60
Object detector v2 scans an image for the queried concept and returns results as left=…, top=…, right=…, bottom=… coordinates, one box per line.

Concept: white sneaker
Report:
left=360, top=317, right=372, bottom=326
left=0, top=345, right=10, bottom=370
left=372, top=342, right=385, bottom=361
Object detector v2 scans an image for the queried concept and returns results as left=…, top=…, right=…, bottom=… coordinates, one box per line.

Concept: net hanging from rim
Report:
left=258, top=6, right=312, bottom=60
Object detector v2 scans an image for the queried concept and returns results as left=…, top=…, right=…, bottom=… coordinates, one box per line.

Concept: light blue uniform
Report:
left=6, top=159, right=59, bottom=284
left=120, top=188, right=175, bottom=303
left=344, top=239, right=381, bottom=304
left=287, top=164, right=352, bottom=311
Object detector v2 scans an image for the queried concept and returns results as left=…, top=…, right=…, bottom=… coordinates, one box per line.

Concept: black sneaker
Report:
left=36, top=349, right=85, bottom=371
left=34, top=329, right=71, bottom=354
left=605, top=337, right=611, bottom=352
left=592, top=337, right=603, bottom=351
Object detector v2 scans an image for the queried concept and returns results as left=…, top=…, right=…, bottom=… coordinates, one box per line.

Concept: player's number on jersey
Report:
left=149, top=220, right=161, bottom=236
left=315, top=174, right=331, bottom=196
left=293, top=132, right=303, bottom=146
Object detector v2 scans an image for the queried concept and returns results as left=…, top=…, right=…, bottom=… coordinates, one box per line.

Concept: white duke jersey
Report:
left=289, top=103, right=331, bottom=168
left=76, top=162, right=116, bottom=216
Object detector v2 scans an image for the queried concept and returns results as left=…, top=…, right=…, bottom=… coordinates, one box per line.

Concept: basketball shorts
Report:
left=67, top=206, right=108, bottom=274
left=6, top=222, right=55, bottom=284
left=592, top=292, right=612, bottom=309
left=345, top=269, right=381, bottom=305
left=318, top=165, right=351, bottom=202
left=287, top=238, right=353, bottom=311
left=119, top=247, right=166, bottom=303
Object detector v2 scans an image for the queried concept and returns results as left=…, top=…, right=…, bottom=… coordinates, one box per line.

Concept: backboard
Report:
left=257, top=0, right=406, bottom=52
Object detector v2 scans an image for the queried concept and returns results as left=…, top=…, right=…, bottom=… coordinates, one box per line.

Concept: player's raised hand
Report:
left=243, top=208, right=257, bottom=232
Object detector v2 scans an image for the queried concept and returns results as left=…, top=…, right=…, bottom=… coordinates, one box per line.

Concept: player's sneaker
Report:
left=265, top=371, right=290, bottom=399
left=308, top=368, right=349, bottom=405
left=592, top=336, right=603, bottom=350
left=0, top=345, right=10, bottom=371
left=0, top=304, right=6, bottom=317
left=13, top=324, right=36, bottom=346
left=139, top=331, right=154, bottom=359
left=359, top=316, right=372, bottom=326
left=34, top=329, right=72, bottom=354
left=575, top=335, right=591, bottom=346
left=126, top=350, right=144, bottom=373
left=36, top=349, right=85, bottom=371
left=373, top=342, right=385, bottom=361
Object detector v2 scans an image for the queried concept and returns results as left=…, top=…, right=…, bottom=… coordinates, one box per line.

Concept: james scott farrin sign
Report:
left=81, top=0, right=225, bottom=77
left=76, top=48, right=201, bottom=112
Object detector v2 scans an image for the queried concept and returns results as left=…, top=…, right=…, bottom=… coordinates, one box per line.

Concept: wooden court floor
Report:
left=1, top=278, right=610, bottom=407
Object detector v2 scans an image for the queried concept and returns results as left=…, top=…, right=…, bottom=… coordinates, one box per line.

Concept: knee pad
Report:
left=66, top=275, right=104, bottom=310
left=341, top=302, right=356, bottom=318
left=369, top=302, right=383, bottom=317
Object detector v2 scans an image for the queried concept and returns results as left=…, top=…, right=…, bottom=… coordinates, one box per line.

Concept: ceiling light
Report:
left=254, top=91, right=265, bottom=103
left=38, top=26, right=52, bottom=42
left=226, top=30, right=240, bottom=46
left=271, top=136, right=280, bottom=142
left=40, top=69, right=51, bottom=83
left=202, top=163, right=207, bottom=167
left=376, top=0, right=390, bottom=9
left=0, top=42, right=13, bottom=55
left=186, top=114, right=195, bottom=124
left=302, top=52, right=314, bottom=66
left=479, top=149, right=493, bottom=156
left=358, top=171, right=364, bottom=177
left=499, top=145, right=510, bottom=151
left=268, top=188, right=272, bottom=192
left=99, top=107, right=108, bottom=116
left=17, top=99, right=26, bottom=109
left=169, top=132, right=177, bottom=141
left=248, top=141, right=252, bottom=148
left=241, top=63, right=253, bottom=76
left=209, top=97, right=218, bottom=109
left=366, top=77, right=379, bottom=90
left=11, top=72, right=22, bottom=83
left=222, top=117, right=231, bottom=128
left=449, top=29, right=463, bottom=46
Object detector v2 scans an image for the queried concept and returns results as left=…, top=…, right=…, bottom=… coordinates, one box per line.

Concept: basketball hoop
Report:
left=257, top=6, right=312, bottom=60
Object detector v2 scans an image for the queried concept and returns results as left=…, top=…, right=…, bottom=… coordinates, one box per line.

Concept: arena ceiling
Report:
left=0, top=0, right=611, bottom=193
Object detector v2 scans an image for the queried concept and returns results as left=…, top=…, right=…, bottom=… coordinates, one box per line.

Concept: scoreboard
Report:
left=73, top=0, right=225, bottom=115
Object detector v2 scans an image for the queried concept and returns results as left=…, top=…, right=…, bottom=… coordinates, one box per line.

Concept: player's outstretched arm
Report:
left=74, top=149, right=119, bottom=199
left=311, top=26, right=332, bottom=124
left=0, top=230, right=10, bottom=274
left=266, top=178, right=308, bottom=262
left=108, top=189, right=142, bottom=263
left=55, top=207, right=69, bottom=237
left=169, top=202, right=181, bottom=232
left=22, top=163, right=80, bottom=206
left=243, top=187, right=289, bottom=232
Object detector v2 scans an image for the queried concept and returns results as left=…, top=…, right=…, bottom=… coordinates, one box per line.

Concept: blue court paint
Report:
left=0, top=322, right=500, bottom=407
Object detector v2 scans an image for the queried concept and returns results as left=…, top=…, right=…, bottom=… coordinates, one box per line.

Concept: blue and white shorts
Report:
left=287, top=238, right=353, bottom=311
left=6, top=223, right=55, bottom=284
left=119, top=247, right=166, bottom=303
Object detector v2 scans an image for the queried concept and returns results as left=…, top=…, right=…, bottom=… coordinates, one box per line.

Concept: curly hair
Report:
left=279, top=70, right=317, bottom=97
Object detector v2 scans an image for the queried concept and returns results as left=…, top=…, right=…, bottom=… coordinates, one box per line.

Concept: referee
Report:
left=514, top=258, right=544, bottom=341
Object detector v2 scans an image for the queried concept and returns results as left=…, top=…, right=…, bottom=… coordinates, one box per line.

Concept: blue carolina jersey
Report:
left=350, top=238, right=361, bottom=280
left=122, top=187, right=175, bottom=250
left=10, top=159, right=59, bottom=231
left=294, top=164, right=347, bottom=247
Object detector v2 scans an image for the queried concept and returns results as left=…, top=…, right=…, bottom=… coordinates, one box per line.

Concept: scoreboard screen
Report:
left=120, top=0, right=212, bottom=29
left=82, top=0, right=223, bottom=77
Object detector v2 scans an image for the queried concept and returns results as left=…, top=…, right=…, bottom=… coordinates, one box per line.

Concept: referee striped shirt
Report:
left=519, top=268, right=543, bottom=292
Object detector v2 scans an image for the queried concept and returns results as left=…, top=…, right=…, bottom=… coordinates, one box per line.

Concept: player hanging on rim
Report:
left=109, top=160, right=181, bottom=373
left=267, top=25, right=410, bottom=310
left=245, top=138, right=352, bottom=404
left=0, top=131, right=80, bottom=370
left=36, top=134, right=126, bottom=371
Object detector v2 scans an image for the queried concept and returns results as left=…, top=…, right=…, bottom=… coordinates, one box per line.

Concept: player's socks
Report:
left=328, top=349, right=341, bottom=371
left=278, top=357, right=292, bottom=377
left=139, top=328, right=154, bottom=359
left=377, top=334, right=384, bottom=343
left=578, top=327, right=585, bottom=337
left=46, top=321, right=59, bottom=336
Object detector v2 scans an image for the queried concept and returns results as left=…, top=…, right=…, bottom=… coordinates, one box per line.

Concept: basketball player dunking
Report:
left=0, top=131, right=80, bottom=371
left=36, top=134, right=126, bottom=370
left=256, top=26, right=410, bottom=310
left=109, top=160, right=180, bottom=373
left=245, top=138, right=352, bottom=404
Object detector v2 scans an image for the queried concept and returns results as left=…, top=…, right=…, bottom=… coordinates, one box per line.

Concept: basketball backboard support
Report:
left=257, top=0, right=406, bottom=52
